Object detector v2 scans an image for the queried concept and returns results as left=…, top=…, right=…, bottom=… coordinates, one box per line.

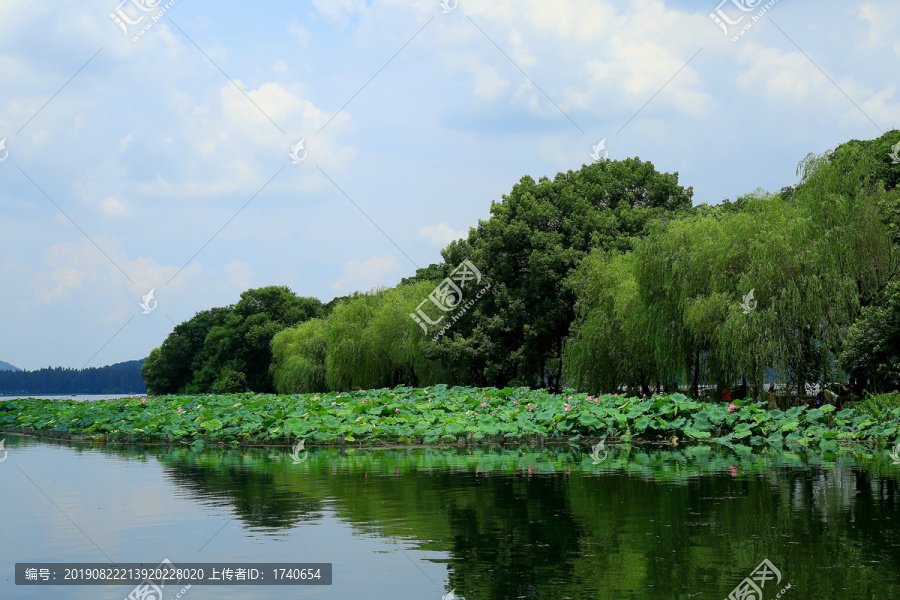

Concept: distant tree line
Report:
left=0, top=360, right=146, bottom=395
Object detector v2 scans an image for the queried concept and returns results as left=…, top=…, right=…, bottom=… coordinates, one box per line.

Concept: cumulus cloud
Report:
left=416, top=223, right=467, bottom=246
left=224, top=259, right=254, bottom=290
left=99, top=196, right=129, bottom=217
left=331, top=255, right=402, bottom=293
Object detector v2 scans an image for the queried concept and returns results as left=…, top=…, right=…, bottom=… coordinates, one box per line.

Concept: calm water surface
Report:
left=1, top=436, right=899, bottom=599
left=0, top=394, right=146, bottom=402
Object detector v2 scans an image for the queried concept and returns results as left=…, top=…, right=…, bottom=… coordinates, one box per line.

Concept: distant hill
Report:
left=0, top=361, right=19, bottom=372
left=0, top=359, right=147, bottom=395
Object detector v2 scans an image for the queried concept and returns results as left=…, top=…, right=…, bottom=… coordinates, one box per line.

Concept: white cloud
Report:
left=416, top=223, right=467, bottom=246
left=273, top=59, right=289, bottom=73
left=858, top=2, right=900, bottom=46
left=311, top=0, right=366, bottom=22
left=331, top=255, right=401, bottom=293
left=288, top=22, right=310, bottom=47
left=223, top=260, right=254, bottom=290
left=97, top=196, right=128, bottom=217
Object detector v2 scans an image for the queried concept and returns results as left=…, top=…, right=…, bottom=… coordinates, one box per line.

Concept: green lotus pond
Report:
left=3, top=386, right=900, bottom=448
left=1, top=435, right=899, bottom=599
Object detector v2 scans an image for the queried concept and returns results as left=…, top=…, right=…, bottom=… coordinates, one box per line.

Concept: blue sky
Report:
left=1, top=0, right=898, bottom=371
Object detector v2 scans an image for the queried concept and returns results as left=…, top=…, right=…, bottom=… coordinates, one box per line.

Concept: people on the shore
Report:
left=768, top=383, right=776, bottom=409
left=723, top=389, right=732, bottom=403
left=839, top=384, right=851, bottom=410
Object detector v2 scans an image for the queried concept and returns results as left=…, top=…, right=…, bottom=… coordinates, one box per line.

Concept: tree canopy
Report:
left=142, top=286, right=322, bottom=394
left=149, top=130, right=900, bottom=399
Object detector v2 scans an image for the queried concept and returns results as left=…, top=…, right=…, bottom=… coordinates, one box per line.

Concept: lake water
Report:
left=0, top=394, right=146, bottom=402
left=1, top=436, right=899, bottom=599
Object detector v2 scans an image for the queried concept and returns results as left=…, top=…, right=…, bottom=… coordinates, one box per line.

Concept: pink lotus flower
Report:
left=727, top=403, right=736, bottom=413
left=513, top=400, right=518, bottom=405
left=395, top=408, right=400, bottom=414
left=331, top=401, right=336, bottom=406
left=177, top=407, right=184, bottom=413
left=480, top=402, right=487, bottom=407
left=564, top=404, right=571, bottom=412
left=141, top=398, right=147, bottom=403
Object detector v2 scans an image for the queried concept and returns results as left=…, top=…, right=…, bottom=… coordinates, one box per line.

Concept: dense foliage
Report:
left=271, top=282, right=456, bottom=393
left=3, top=387, right=898, bottom=449
left=841, top=282, right=900, bottom=390
left=272, top=159, right=693, bottom=393
left=0, top=360, right=145, bottom=394
left=566, top=130, right=900, bottom=400
left=142, top=286, right=322, bottom=395
left=146, top=131, right=900, bottom=399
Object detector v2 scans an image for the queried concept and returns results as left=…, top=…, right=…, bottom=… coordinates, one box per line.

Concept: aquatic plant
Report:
left=1, top=386, right=898, bottom=448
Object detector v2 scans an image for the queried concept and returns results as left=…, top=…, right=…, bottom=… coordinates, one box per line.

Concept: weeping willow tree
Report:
left=270, top=282, right=450, bottom=393
left=357, top=281, right=452, bottom=388
left=565, top=144, right=897, bottom=400
left=564, top=250, right=655, bottom=394
left=271, top=318, right=329, bottom=393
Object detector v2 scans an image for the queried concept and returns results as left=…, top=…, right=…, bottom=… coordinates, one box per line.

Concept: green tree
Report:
left=143, top=286, right=322, bottom=394
left=142, top=307, right=230, bottom=394
left=565, top=250, right=656, bottom=394
left=271, top=318, right=329, bottom=394
left=439, top=158, right=693, bottom=390
left=271, top=282, right=451, bottom=393
left=840, top=282, right=900, bottom=391
left=567, top=138, right=898, bottom=401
